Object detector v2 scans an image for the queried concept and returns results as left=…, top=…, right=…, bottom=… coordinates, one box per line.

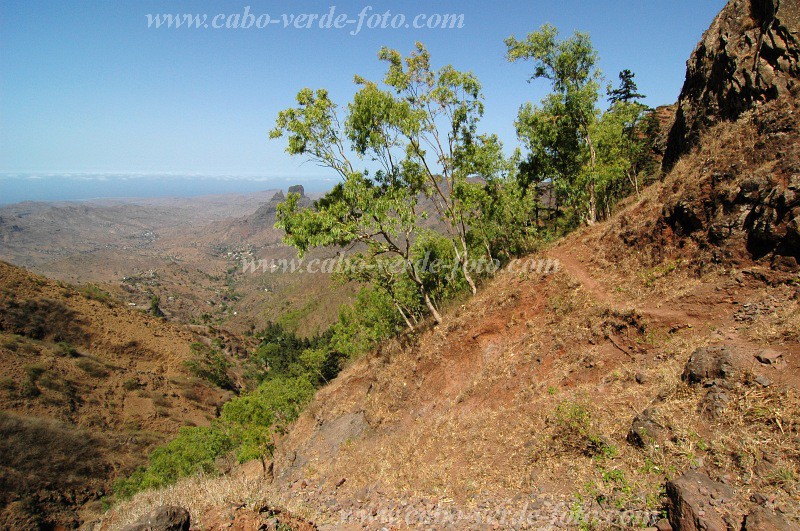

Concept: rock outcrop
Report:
left=250, top=187, right=310, bottom=227
left=120, top=506, right=190, bottom=531
left=666, top=471, right=736, bottom=531
left=664, top=0, right=800, bottom=169
left=682, top=347, right=734, bottom=385
left=288, top=184, right=306, bottom=197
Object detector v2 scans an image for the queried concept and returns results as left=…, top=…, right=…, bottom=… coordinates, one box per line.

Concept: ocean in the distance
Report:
left=0, top=174, right=335, bottom=205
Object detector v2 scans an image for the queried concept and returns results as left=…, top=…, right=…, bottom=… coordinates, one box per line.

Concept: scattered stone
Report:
left=750, top=493, right=768, bottom=506
left=743, top=506, right=799, bottom=530
left=666, top=471, right=734, bottom=531
left=682, top=347, right=734, bottom=384
left=655, top=518, right=673, bottom=531
left=772, top=255, right=800, bottom=273
left=635, top=372, right=648, bottom=384
left=120, top=506, right=190, bottom=531
left=756, top=349, right=783, bottom=365
left=754, top=375, right=772, bottom=387
left=700, top=389, right=730, bottom=419
left=735, top=298, right=779, bottom=323
left=628, top=408, right=669, bottom=448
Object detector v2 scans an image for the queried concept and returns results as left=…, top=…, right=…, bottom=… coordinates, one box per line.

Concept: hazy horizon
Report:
left=2, top=1, right=726, bottom=180
left=0, top=173, right=335, bottom=205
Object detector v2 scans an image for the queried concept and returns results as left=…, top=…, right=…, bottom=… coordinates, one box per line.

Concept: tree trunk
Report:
left=408, top=263, right=443, bottom=325
left=423, top=291, right=443, bottom=324
left=454, top=238, right=477, bottom=295
left=585, top=131, right=598, bottom=225
left=394, top=301, right=415, bottom=332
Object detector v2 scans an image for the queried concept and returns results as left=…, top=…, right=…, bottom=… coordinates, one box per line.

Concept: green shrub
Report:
left=151, top=393, right=170, bottom=408
left=1, top=337, right=19, bottom=351
left=149, top=295, right=165, bottom=318
left=20, top=377, right=40, bottom=398
left=185, top=343, right=234, bottom=391
left=76, top=359, right=110, bottom=378
left=122, top=378, right=141, bottom=391
left=25, top=364, right=46, bottom=382
left=54, top=341, right=79, bottom=358
left=114, top=425, right=234, bottom=498
left=328, top=285, right=402, bottom=359
left=552, top=400, right=595, bottom=454
left=79, top=284, right=114, bottom=305
left=114, top=375, right=314, bottom=498
left=0, top=297, right=86, bottom=342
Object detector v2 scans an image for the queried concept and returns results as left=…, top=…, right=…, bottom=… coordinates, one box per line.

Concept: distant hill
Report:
left=0, top=261, right=238, bottom=529
left=100, top=1, right=800, bottom=528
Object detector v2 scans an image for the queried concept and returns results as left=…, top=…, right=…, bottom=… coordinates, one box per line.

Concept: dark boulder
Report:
left=120, top=506, right=190, bottom=531
left=742, top=506, right=800, bottom=530
left=664, top=0, right=800, bottom=170
left=666, top=471, right=735, bottom=531
left=627, top=408, right=670, bottom=448
left=682, top=347, right=734, bottom=385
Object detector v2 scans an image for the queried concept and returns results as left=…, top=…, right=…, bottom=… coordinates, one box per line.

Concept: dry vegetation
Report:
left=98, top=96, right=800, bottom=529
left=0, top=261, right=236, bottom=529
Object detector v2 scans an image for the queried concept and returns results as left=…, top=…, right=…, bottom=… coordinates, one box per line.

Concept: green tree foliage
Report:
left=507, top=24, right=602, bottom=225
left=184, top=342, right=235, bottom=391
left=271, top=44, right=509, bottom=324
left=328, top=285, right=404, bottom=358
left=114, top=375, right=314, bottom=497
left=149, top=295, right=164, bottom=318
left=607, top=69, right=644, bottom=104
left=593, top=100, right=656, bottom=205
left=507, top=27, right=657, bottom=225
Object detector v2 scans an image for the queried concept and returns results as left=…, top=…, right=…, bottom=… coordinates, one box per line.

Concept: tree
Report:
left=607, top=69, right=644, bottom=104
left=149, top=295, right=164, bottom=318
left=271, top=44, right=506, bottom=324
left=506, top=25, right=603, bottom=224
left=602, top=70, right=654, bottom=199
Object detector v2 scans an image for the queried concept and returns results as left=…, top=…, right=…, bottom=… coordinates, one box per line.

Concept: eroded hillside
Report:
left=99, top=100, right=800, bottom=531
left=51, top=0, right=800, bottom=529
left=0, top=261, right=239, bottom=529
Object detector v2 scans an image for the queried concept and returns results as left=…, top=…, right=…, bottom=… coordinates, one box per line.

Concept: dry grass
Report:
left=98, top=99, right=800, bottom=527
left=89, top=471, right=271, bottom=530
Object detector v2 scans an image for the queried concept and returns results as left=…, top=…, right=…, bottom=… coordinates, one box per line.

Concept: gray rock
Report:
left=743, top=506, right=800, bottom=530
left=655, top=517, right=673, bottom=531
left=756, top=349, right=782, bottom=365
left=666, top=471, right=734, bottom=531
left=682, top=347, right=734, bottom=384
left=628, top=408, right=669, bottom=448
left=754, top=375, right=772, bottom=387
left=120, top=506, right=190, bottom=531
left=288, top=184, right=305, bottom=197
left=700, top=388, right=730, bottom=419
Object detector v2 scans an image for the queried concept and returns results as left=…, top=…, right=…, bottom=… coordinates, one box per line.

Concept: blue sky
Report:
left=1, top=0, right=727, bottom=180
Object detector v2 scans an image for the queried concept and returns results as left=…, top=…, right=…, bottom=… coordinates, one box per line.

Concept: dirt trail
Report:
left=550, top=246, right=800, bottom=391
left=549, top=246, right=700, bottom=329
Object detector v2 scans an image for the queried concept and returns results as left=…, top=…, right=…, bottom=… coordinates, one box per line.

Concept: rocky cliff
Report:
left=664, top=0, right=800, bottom=169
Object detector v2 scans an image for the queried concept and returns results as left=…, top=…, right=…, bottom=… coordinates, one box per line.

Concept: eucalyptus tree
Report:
left=506, top=24, right=603, bottom=224
left=271, top=44, right=505, bottom=325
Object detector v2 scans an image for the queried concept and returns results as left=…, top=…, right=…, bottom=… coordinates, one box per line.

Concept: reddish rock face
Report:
left=664, top=0, right=800, bottom=170
left=666, top=471, right=736, bottom=531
